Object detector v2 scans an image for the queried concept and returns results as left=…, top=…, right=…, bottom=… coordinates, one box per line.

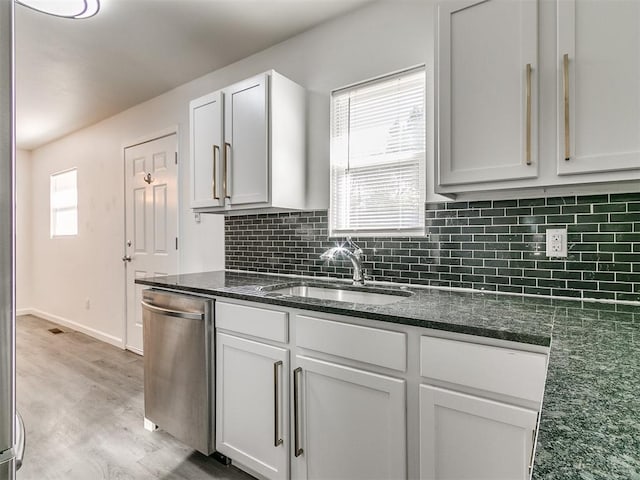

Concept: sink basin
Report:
left=262, top=283, right=412, bottom=305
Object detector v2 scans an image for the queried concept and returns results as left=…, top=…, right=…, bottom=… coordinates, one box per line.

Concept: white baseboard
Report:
left=126, top=345, right=143, bottom=356
left=18, top=308, right=124, bottom=349
left=143, top=418, right=157, bottom=432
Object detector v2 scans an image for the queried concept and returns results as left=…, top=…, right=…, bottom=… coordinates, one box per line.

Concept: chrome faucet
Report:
left=320, top=239, right=365, bottom=285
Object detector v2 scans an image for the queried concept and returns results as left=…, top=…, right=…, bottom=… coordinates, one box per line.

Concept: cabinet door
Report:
left=557, top=0, right=640, bottom=175
left=216, top=333, right=289, bottom=480
left=224, top=73, right=269, bottom=206
left=419, top=385, right=537, bottom=480
left=437, top=0, right=538, bottom=186
left=190, top=91, right=224, bottom=208
left=293, top=355, right=406, bottom=480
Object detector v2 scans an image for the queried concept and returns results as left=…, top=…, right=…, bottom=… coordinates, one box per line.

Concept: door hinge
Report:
left=175, top=237, right=179, bottom=250
left=175, top=152, right=178, bottom=164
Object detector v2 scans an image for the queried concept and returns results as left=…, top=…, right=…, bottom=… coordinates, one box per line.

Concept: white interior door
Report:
left=124, top=133, right=178, bottom=354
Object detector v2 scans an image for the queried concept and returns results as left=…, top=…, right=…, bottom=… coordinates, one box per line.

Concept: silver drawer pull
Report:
left=223, top=142, right=231, bottom=199
left=274, top=360, right=283, bottom=447
left=293, top=367, right=303, bottom=457
left=525, top=63, right=532, bottom=166
left=563, top=53, right=570, bottom=161
left=212, top=144, right=220, bottom=200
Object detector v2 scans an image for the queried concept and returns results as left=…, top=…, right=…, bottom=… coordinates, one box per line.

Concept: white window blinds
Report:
left=50, top=169, right=78, bottom=237
left=330, top=67, right=426, bottom=237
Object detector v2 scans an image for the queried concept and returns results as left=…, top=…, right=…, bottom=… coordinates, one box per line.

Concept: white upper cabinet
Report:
left=189, top=70, right=306, bottom=213
left=190, top=91, right=224, bottom=209
left=436, top=0, right=640, bottom=194
left=557, top=0, right=640, bottom=176
left=223, top=74, right=269, bottom=206
left=437, top=0, right=538, bottom=186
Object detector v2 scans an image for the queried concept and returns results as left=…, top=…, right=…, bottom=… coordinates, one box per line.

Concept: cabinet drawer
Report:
left=296, top=314, right=406, bottom=372
left=216, top=302, right=288, bottom=343
left=420, top=336, right=547, bottom=403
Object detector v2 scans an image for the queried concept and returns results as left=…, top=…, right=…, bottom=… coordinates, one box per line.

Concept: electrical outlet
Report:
left=546, top=228, right=568, bottom=258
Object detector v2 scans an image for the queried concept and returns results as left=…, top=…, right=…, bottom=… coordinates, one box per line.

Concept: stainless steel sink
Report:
left=262, top=283, right=412, bottom=305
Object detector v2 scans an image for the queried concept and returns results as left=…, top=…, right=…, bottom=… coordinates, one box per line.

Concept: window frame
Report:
left=328, top=65, right=427, bottom=238
left=50, top=167, right=78, bottom=238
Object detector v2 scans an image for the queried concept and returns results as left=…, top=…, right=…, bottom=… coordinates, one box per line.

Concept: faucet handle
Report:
left=363, top=269, right=371, bottom=281
left=346, top=237, right=362, bottom=253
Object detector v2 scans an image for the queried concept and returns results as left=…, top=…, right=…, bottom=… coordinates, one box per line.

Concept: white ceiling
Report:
left=15, top=0, right=373, bottom=150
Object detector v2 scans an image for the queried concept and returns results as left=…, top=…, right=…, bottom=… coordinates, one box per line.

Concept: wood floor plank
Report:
left=16, top=315, right=254, bottom=480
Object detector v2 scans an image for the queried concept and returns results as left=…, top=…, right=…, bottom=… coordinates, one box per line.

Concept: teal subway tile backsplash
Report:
left=225, top=192, right=640, bottom=302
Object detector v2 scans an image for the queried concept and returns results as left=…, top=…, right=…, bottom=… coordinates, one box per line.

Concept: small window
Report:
left=50, top=169, right=78, bottom=237
left=329, top=66, right=426, bottom=237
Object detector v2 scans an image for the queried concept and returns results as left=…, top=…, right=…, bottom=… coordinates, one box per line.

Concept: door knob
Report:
left=122, top=255, right=132, bottom=262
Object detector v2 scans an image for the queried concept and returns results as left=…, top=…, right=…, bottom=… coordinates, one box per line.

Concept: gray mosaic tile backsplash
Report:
left=225, top=192, right=640, bottom=302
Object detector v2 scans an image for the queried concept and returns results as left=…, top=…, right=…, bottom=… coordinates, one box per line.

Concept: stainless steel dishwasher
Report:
left=141, top=289, right=215, bottom=455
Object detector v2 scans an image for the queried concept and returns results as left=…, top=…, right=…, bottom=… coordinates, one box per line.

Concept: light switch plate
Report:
left=546, top=228, right=568, bottom=257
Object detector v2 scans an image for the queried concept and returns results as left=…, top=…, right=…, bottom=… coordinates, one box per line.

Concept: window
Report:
left=329, top=66, right=426, bottom=237
left=50, top=169, right=78, bottom=237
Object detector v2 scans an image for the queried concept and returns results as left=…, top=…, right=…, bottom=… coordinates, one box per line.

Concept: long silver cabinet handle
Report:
left=212, top=145, right=220, bottom=200
left=274, top=360, right=283, bottom=447
left=140, top=301, right=204, bottom=321
left=525, top=63, right=532, bottom=166
left=293, top=367, right=303, bottom=457
left=528, top=427, right=537, bottom=473
left=223, top=142, right=232, bottom=199
left=563, top=53, right=570, bottom=161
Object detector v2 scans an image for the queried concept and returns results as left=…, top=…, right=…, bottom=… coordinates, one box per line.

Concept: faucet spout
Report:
left=320, top=241, right=365, bottom=285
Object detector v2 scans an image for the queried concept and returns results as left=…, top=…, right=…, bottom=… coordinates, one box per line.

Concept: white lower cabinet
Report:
left=216, top=332, right=289, bottom=480
left=213, top=300, right=548, bottom=480
left=292, top=355, right=406, bottom=480
left=419, top=385, right=538, bottom=480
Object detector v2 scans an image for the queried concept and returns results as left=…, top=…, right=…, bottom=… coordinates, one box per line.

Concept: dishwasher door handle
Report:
left=141, top=301, right=204, bottom=321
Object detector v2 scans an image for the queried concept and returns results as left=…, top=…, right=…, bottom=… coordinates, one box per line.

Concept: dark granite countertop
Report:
left=136, top=270, right=556, bottom=346
left=136, top=270, right=640, bottom=479
left=532, top=306, right=640, bottom=480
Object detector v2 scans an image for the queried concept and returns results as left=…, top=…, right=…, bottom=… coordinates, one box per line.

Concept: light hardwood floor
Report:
left=16, top=315, right=254, bottom=480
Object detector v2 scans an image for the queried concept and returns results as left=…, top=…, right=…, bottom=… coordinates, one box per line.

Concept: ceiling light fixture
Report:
left=15, top=0, right=100, bottom=19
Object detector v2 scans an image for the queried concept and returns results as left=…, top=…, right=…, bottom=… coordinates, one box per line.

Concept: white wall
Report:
left=27, top=0, right=435, bottom=344
left=16, top=149, right=32, bottom=312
